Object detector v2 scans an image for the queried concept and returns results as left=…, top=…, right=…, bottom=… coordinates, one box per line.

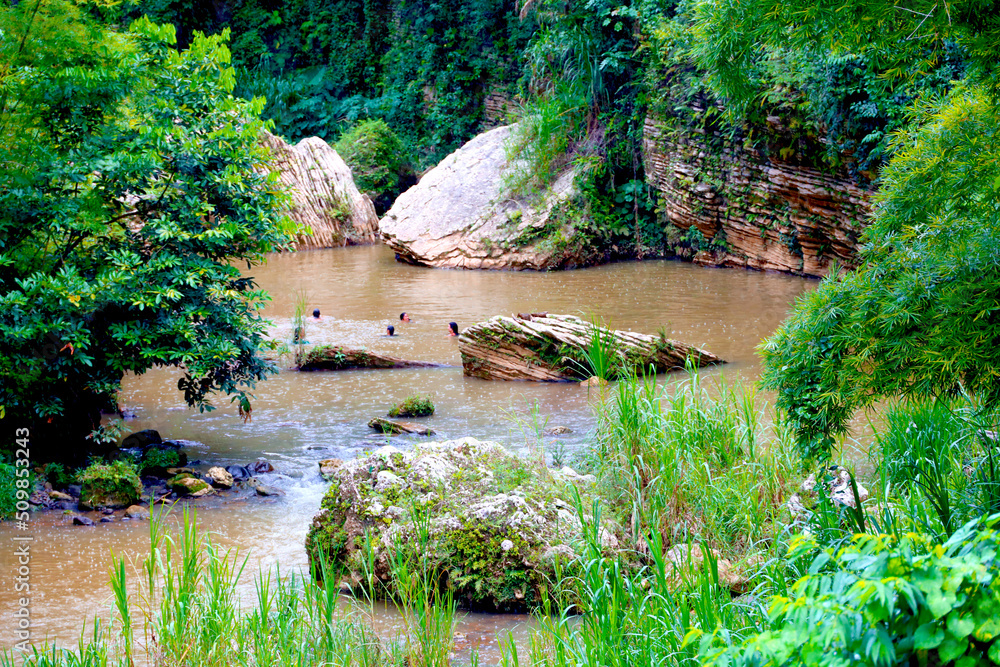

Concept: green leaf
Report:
left=914, top=623, right=944, bottom=650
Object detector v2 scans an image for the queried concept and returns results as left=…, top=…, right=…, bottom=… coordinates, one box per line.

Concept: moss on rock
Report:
left=306, top=437, right=622, bottom=612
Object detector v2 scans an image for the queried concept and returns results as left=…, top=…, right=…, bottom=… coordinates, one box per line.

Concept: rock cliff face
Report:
left=261, top=130, right=379, bottom=249
left=378, top=125, right=590, bottom=270
left=643, top=116, right=872, bottom=277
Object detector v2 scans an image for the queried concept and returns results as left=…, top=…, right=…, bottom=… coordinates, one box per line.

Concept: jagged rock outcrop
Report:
left=459, top=313, right=723, bottom=381
left=643, top=116, right=873, bottom=277
left=261, top=130, right=379, bottom=249
left=379, top=125, right=590, bottom=270
left=297, top=345, right=444, bottom=371
left=306, top=438, right=622, bottom=611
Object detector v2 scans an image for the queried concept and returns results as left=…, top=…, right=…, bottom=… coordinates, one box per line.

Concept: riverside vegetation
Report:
left=7, top=367, right=1000, bottom=665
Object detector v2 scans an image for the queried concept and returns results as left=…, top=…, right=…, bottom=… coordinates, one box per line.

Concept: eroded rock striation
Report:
left=297, top=345, right=444, bottom=371
left=306, top=437, right=620, bottom=611
left=379, top=125, right=590, bottom=270
left=643, top=115, right=872, bottom=277
left=459, top=313, right=723, bottom=381
left=261, top=130, right=379, bottom=249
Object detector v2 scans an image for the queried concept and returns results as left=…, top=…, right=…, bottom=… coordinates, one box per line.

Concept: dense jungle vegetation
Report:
left=4, top=0, right=1000, bottom=664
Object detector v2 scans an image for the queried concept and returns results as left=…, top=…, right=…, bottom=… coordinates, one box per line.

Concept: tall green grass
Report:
left=0, top=508, right=422, bottom=667
left=591, top=367, right=798, bottom=557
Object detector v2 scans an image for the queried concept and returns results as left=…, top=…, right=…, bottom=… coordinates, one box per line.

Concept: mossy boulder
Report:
left=388, top=395, right=435, bottom=418
left=306, top=437, right=622, bottom=612
left=78, top=461, right=143, bottom=510
left=168, top=474, right=214, bottom=498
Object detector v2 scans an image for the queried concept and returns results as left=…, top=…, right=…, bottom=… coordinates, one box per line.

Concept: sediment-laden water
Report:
left=0, top=245, right=814, bottom=657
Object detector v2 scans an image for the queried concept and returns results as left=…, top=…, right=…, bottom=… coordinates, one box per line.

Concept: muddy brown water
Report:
left=0, top=245, right=815, bottom=660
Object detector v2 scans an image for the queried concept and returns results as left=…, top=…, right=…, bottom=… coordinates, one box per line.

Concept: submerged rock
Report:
left=368, top=418, right=435, bottom=436
left=306, top=437, right=623, bottom=612
left=298, top=345, right=444, bottom=372
left=379, top=125, right=593, bottom=270
left=459, top=313, right=723, bottom=381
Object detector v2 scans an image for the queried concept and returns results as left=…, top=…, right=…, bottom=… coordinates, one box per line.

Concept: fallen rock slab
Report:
left=298, top=345, right=445, bottom=372
left=368, top=418, right=435, bottom=436
left=306, top=438, right=625, bottom=612
left=459, top=314, right=723, bottom=381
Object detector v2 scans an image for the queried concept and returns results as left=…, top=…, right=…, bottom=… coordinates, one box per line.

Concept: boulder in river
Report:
left=260, top=130, right=379, bottom=249
left=379, top=125, right=596, bottom=270
left=124, top=505, right=151, bottom=519
left=206, top=466, right=234, bottom=489
left=459, top=313, right=723, bottom=381
left=306, top=438, right=625, bottom=612
left=368, top=418, right=435, bottom=436
left=298, top=345, right=444, bottom=372
left=168, top=475, right=214, bottom=498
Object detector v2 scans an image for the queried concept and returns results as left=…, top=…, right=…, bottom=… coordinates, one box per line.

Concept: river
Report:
left=0, top=245, right=815, bottom=659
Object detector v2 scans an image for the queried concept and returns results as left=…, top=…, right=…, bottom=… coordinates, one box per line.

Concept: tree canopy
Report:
left=689, top=0, right=1000, bottom=460
left=0, top=1, right=296, bottom=457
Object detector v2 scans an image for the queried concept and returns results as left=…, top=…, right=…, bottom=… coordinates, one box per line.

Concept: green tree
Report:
left=688, top=0, right=1000, bottom=462
left=760, top=88, right=1000, bottom=461
left=0, top=1, right=296, bottom=459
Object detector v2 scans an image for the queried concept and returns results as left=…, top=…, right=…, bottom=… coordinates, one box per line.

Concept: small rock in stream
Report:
left=255, top=484, right=284, bottom=497
left=73, top=515, right=95, bottom=526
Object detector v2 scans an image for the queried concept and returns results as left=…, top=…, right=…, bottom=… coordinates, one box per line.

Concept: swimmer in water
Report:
left=448, top=322, right=459, bottom=336
left=311, top=308, right=322, bottom=320
left=386, top=325, right=395, bottom=336
left=399, top=312, right=410, bottom=322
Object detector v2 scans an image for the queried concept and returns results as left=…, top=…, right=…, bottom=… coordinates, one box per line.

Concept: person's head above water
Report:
left=312, top=309, right=321, bottom=319
left=386, top=325, right=395, bottom=336
left=448, top=322, right=458, bottom=336
left=399, top=312, right=410, bottom=322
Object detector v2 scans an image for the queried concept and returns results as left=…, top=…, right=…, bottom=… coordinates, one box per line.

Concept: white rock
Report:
left=375, top=470, right=404, bottom=493
left=379, top=125, right=583, bottom=270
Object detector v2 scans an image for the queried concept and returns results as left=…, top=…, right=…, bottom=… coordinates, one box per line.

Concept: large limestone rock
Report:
left=379, top=125, right=589, bottom=270
left=459, top=313, right=723, bottom=381
left=261, top=130, right=379, bottom=249
left=306, top=438, right=623, bottom=611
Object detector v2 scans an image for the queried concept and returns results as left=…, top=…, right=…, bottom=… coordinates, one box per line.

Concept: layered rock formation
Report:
left=643, top=116, right=873, bottom=277
left=459, top=313, right=723, bottom=381
left=379, top=125, right=590, bottom=270
left=261, top=130, right=379, bottom=249
left=297, top=345, right=444, bottom=371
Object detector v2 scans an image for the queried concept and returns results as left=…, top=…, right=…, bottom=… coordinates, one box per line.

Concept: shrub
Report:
left=0, top=462, right=17, bottom=519
left=139, top=446, right=184, bottom=473
left=388, top=395, right=435, bottom=418
left=698, top=515, right=1000, bottom=666
left=335, top=119, right=414, bottom=214
left=78, top=460, right=142, bottom=509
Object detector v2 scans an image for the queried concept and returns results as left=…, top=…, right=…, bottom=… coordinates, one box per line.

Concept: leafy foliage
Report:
left=388, top=395, right=435, bottom=418
left=0, top=4, right=295, bottom=456
left=761, top=88, right=1000, bottom=461
left=698, top=516, right=1000, bottom=666
left=335, top=120, right=415, bottom=214
left=78, top=460, right=143, bottom=508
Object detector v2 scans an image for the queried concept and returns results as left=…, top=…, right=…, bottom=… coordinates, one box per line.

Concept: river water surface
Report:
left=0, top=245, right=815, bottom=659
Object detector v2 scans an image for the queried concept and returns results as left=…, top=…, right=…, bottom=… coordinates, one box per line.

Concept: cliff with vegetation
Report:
left=643, top=116, right=871, bottom=277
